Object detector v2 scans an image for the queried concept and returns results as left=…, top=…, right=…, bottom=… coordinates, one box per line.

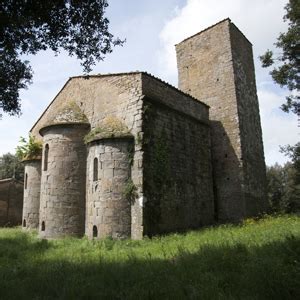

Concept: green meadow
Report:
left=0, top=214, right=299, bottom=299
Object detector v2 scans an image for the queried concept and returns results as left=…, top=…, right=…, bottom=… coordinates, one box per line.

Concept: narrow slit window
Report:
left=23, top=219, right=26, bottom=227
left=25, top=173, right=28, bottom=189
left=93, top=225, right=98, bottom=238
left=41, top=221, right=45, bottom=231
left=44, top=144, right=49, bottom=171
left=93, top=157, right=98, bottom=181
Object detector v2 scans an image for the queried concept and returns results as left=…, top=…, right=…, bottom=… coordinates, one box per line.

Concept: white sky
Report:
left=0, top=0, right=298, bottom=166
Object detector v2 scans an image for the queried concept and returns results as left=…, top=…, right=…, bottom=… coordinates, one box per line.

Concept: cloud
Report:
left=158, top=0, right=287, bottom=83
left=158, top=0, right=298, bottom=165
left=258, top=88, right=298, bottom=165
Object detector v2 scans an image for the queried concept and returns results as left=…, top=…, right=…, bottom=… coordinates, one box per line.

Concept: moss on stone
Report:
left=84, top=116, right=132, bottom=144
left=48, top=102, right=88, bottom=125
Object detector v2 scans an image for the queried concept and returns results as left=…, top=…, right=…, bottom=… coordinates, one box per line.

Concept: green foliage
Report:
left=0, top=0, right=124, bottom=117
left=123, top=179, right=138, bottom=204
left=0, top=152, right=24, bottom=181
left=16, top=136, right=42, bottom=161
left=266, top=161, right=300, bottom=213
left=259, top=0, right=299, bottom=115
left=0, top=215, right=299, bottom=299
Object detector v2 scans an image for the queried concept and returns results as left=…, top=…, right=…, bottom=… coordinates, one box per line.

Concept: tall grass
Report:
left=0, top=215, right=299, bottom=299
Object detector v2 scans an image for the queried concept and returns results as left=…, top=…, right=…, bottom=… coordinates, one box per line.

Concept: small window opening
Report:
left=41, top=221, right=45, bottom=231
left=225, top=154, right=228, bottom=158
left=44, top=144, right=49, bottom=171
left=23, top=219, right=26, bottom=227
left=25, top=173, right=28, bottom=189
left=93, top=225, right=98, bottom=238
left=93, top=157, right=98, bottom=181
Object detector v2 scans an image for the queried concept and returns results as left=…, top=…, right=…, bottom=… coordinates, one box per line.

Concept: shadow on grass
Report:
left=0, top=233, right=299, bottom=300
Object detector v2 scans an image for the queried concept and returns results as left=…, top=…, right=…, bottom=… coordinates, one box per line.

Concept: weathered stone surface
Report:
left=142, top=97, right=214, bottom=235
left=22, top=159, right=41, bottom=229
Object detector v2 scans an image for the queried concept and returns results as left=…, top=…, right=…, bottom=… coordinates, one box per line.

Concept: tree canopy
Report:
left=0, top=153, right=24, bottom=181
left=260, top=0, right=299, bottom=115
left=0, top=0, right=124, bottom=117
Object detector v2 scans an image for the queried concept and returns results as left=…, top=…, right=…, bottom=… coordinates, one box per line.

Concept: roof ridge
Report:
left=175, top=18, right=231, bottom=46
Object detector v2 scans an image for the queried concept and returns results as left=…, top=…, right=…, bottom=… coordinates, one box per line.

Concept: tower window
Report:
left=23, top=219, right=26, bottom=227
left=25, top=173, right=28, bottom=189
left=41, top=221, right=45, bottom=231
left=44, top=144, right=49, bottom=171
left=93, top=225, right=98, bottom=238
left=93, top=157, right=98, bottom=181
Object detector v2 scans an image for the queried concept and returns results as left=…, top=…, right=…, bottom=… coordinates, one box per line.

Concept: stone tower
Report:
left=176, top=19, right=267, bottom=221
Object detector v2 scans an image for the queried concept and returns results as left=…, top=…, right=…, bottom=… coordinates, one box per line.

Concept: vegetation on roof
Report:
left=16, top=135, right=42, bottom=161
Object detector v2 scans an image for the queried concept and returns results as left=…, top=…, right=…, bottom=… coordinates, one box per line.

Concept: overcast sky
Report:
left=0, top=0, right=298, bottom=166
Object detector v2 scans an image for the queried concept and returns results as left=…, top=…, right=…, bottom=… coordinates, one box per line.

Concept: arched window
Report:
left=93, top=225, right=98, bottom=238
left=41, top=221, right=45, bottom=231
left=44, top=144, right=49, bottom=171
left=93, top=157, right=98, bottom=181
left=23, top=219, right=26, bottom=227
left=24, top=173, right=28, bottom=189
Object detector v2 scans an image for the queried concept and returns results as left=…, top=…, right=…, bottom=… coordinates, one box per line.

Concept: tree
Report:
left=260, top=0, right=299, bottom=115
left=0, top=0, right=124, bottom=117
left=266, top=161, right=300, bottom=213
left=0, top=153, right=24, bottom=181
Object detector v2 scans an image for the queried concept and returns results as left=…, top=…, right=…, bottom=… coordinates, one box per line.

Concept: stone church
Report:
left=22, top=19, right=267, bottom=239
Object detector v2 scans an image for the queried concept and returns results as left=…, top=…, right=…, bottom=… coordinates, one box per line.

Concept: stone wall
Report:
left=22, top=159, right=41, bottom=229
left=141, top=73, right=214, bottom=235
left=86, top=138, right=133, bottom=239
left=39, top=124, right=89, bottom=238
left=0, top=178, right=23, bottom=226
left=229, top=24, right=268, bottom=215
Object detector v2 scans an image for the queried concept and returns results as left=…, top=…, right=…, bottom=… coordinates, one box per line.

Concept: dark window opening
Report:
left=93, top=225, right=98, bottom=238
left=41, top=221, right=45, bottom=231
left=23, top=219, right=26, bottom=227
left=225, top=154, right=228, bottom=158
left=44, top=144, right=49, bottom=171
left=25, top=173, right=28, bottom=189
left=93, top=157, right=98, bottom=181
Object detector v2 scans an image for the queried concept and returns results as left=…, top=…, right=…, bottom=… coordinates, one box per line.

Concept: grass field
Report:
left=0, top=214, right=299, bottom=299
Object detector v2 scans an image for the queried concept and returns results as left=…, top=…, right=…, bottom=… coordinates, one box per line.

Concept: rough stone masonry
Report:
left=21, top=19, right=267, bottom=239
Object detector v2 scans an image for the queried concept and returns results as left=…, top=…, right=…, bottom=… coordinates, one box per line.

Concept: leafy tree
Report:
left=0, top=153, right=24, bottom=181
left=0, top=0, right=124, bottom=117
left=260, top=0, right=299, bottom=115
left=266, top=159, right=300, bottom=213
